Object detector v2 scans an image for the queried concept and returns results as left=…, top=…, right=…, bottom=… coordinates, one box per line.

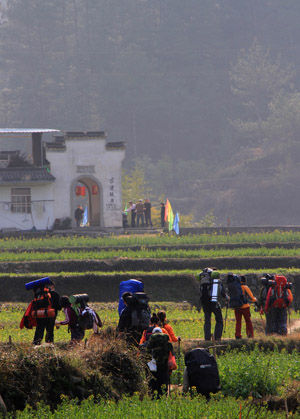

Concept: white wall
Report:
left=0, top=183, right=54, bottom=230
left=47, top=136, right=125, bottom=227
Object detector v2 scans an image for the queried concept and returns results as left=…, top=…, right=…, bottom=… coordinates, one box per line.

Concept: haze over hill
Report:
left=0, top=1, right=299, bottom=225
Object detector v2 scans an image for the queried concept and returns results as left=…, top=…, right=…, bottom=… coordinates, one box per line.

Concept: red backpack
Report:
left=268, top=275, right=289, bottom=309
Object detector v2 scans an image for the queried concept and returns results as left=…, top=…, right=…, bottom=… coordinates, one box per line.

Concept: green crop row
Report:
left=1, top=230, right=300, bottom=249
left=0, top=268, right=299, bottom=279
left=0, top=246, right=300, bottom=262
left=11, top=393, right=290, bottom=419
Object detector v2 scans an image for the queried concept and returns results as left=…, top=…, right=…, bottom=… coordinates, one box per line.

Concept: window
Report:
left=11, top=188, right=31, bottom=213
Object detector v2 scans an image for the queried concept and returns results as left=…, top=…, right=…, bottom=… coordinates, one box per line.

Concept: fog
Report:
left=0, top=0, right=300, bottom=225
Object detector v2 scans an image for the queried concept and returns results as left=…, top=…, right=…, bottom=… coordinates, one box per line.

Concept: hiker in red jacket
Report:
left=265, top=275, right=293, bottom=335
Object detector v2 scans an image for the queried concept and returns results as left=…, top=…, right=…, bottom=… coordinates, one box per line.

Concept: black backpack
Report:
left=78, top=306, right=102, bottom=330
left=130, top=292, right=151, bottom=330
left=227, top=274, right=246, bottom=308
left=185, top=348, right=220, bottom=394
left=200, top=270, right=222, bottom=304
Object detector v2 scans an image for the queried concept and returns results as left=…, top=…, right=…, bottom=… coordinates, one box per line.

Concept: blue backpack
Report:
left=227, top=274, right=246, bottom=308
left=118, top=279, right=144, bottom=315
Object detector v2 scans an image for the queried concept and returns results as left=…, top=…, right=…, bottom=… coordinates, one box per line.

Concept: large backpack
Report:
left=130, top=292, right=151, bottom=330
left=268, top=275, right=291, bottom=309
left=199, top=269, right=222, bottom=304
left=31, top=288, right=55, bottom=318
left=78, top=306, right=102, bottom=330
left=69, top=294, right=102, bottom=330
left=185, top=348, right=220, bottom=394
left=119, top=279, right=144, bottom=315
left=258, top=275, right=275, bottom=309
left=227, top=274, right=246, bottom=308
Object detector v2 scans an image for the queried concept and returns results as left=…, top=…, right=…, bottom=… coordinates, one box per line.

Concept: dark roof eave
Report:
left=106, top=141, right=126, bottom=150
left=0, top=179, right=55, bottom=185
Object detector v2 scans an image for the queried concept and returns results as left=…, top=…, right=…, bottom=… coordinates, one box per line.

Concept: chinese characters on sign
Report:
left=106, top=177, right=117, bottom=210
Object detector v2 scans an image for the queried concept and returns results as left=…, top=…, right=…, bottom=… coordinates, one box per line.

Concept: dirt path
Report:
left=290, top=318, right=300, bottom=334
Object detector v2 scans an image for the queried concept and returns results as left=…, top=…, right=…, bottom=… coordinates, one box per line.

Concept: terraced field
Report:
left=0, top=231, right=299, bottom=417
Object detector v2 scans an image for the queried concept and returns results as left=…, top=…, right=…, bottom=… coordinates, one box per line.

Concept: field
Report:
left=0, top=231, right=299, bottom=417
left=0, top=301, right=299, bottom=343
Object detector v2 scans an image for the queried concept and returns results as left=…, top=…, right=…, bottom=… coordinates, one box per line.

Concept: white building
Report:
left=0, top=129, right=125, bottom=230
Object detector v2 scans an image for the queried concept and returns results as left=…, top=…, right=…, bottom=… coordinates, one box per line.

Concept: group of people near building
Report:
left=123, top=200, right=168, bottom=229
left=20, top=272, right=294, bottom=398
left=124, top=199, right=153, bottom=227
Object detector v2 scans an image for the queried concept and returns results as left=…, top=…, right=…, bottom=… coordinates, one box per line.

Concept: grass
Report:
left=11, top=393, right=291, bottom=418
left=0, top=302, right=298, bottom=344
left=0, top=247, right=300, bottom=262
left=0, top=268, right=299, bottom=279
left=1, top=230, right=300, bottom=250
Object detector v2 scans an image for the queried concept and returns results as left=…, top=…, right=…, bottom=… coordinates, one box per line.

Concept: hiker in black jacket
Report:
left=199, top=269, right=228, bottom=341
left=117, top=292, right=141, bottom=346
left=33, top=280, right=61, bottom=345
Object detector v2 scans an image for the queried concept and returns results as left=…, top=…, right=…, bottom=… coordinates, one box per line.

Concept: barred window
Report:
left=11, top=188, right=31, bottom=213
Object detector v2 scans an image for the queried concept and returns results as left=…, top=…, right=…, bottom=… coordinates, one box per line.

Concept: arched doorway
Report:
left=72, top=177, right=102, bottom=227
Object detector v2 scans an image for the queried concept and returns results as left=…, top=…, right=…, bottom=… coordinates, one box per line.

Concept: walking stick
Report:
left=223, top=303, right=228, bottom=334
left=177, top=338, right=181, bottom=386
left=288, top=308, right=291, bottom=335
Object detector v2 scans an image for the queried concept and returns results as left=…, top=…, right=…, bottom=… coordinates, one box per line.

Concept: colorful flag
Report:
left=168, top=203, right=174, bottom=232
left=164, top=199, right=170, bottom=222
left=164, top=199, right=174, bottom=231
left=173, top=212, right=180, bottom=235
left=82, top=206, right=88, bottom=226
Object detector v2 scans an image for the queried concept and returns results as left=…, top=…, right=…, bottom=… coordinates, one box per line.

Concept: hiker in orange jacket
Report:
left=139, top=313, right=170, bottom=346
left=234, top=276, right=257, bottom=339
left=157, top=310, right=181, bottom=343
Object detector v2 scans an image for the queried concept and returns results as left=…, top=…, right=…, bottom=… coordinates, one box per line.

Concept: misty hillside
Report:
left=0, top=0, right=299, bottom=225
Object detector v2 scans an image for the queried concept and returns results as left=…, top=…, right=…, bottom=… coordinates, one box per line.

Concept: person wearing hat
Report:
left=199, top=269, right=228, bottom=341
left=135, top=199, right=145, bottom=227
left=147, top=327, right=173, bottom=397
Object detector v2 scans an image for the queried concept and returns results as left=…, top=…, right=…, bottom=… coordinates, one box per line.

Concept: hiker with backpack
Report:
left=30, top=278, right=60, bottom=346
left=56, top=296, right=85, bottom=342
left=117, top=291, right=151, bottom=346
left=258, top=274, right=275, bottom=335
left=265, top=275, right=293, bottom=335
left=157, top=310, right=180, bottom=343
left=147, top=327, right=174, bottom=398
left=183, top=348, right=220, bottom=399
left=139, top=313, right=170, bottom=347
left=233, top=276, right=257, bottom=339
left=199, top=268, right=229, bottom=341
left=69, top=294, right=102, bottom=333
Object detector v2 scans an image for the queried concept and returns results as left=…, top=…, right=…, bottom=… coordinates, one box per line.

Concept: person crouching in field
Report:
left=56, top=296, right=84, bottom=343
left=234, top=276, right=257, bottom=339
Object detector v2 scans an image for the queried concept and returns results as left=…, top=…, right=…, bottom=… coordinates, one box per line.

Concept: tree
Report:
left=122, top=162, right=151, bottom=209
left=230, top=40, right=296, bottom=144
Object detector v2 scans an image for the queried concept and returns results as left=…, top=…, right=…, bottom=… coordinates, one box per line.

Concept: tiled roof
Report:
left=106, top=141, right=126, bottom=150
left=64, top=131, right=107, bottom=138
left=0, top=128, right=60, bottom=136
left=0, top=167, right=55, bottom=184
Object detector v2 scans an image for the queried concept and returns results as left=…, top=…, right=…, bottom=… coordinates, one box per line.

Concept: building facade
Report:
left=0, top=129, right=125, bottom=230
